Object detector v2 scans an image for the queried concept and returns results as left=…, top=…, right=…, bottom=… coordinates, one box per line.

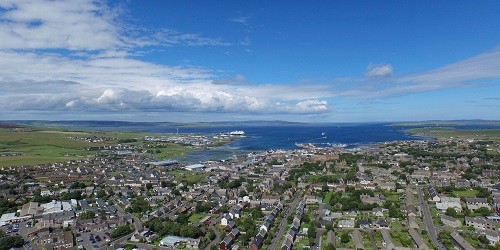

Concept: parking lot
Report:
left=77, top=231, right=110, bottom=250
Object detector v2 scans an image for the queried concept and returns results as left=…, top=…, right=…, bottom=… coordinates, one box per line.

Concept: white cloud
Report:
left=0, top=0, right=331, bottom=117
left=230, top=15, right=251, bottom=25
left=341, top=47, right=500, bottom=98
left=0, top=0, right=229, bottom=51
left=365, top=63, right=393, bottom=78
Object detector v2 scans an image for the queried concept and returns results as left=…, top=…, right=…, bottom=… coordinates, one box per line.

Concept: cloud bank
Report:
left=0, top=0, right=330, bottom=117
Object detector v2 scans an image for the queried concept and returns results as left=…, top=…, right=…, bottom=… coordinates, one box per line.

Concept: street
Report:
left=268, top=192, right=303, bottom=250
left=203, top=215, right=222, bottom=250
left=417, top=187, right=446, bottom=250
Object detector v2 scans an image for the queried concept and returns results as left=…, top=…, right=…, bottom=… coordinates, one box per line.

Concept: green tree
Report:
left=445, top=208, right=458, bottom=217
left=78, top=211, right=96, bottom=220
left=325, top=243, right=336, bottom=250
left=476, top=207, right=493, bottom=217
left=341, top=232, right=350, bottom=243
left=0, top=235, right=24, bottom=249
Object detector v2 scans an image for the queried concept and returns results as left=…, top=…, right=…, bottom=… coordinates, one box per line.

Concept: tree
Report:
left=146, top=183, right=153, bottom=190
left=478, top=235, right=489, bottom=245
left=78, top=211, right=96, bottom=220
left=308, top=226, right=316, bottom=240
left=95, top=190, right=106, bottom=198
left=445, top=207, right=458, bottom=217
left=126, top=197, right=151, bottom=214
left=250, top=207, right=264, bottom=219
left=175, top=214, right=190, bottom=224
left=476, top=207, right=493, bottom=217
left=0, top=235, right=24, bottom=249
left=325, top=243, right=336, bottom=250
left=340, top=232, right=350, bottom=243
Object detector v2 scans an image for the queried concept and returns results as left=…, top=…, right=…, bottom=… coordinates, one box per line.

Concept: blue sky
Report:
left=0, top=0, right=499, bottom=122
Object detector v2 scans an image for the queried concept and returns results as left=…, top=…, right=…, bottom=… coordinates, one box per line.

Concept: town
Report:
left=0, top=131, right=499, bottom=250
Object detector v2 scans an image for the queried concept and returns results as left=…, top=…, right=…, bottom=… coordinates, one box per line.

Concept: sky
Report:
left=0, top=0, right=499, bottom=122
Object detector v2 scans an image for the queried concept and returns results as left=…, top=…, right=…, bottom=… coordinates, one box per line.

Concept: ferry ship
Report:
left=229, top=130, right=245, bottom=136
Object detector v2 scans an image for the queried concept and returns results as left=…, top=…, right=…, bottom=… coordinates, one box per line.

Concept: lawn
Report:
left=372, top=230, right=384, bottom=249
left=189, top=213, right=209, bottom=223
left=155, top=143, right=194, bottom=159
left=390, top=230, right=414, bottom=248
left=430, top=207, right=442, bottom=226
left=337, top=231, right=354, bottom=249
left=323, top=192, right=333, bottom=204
left=452, top=190, right=478, bottom=198
left=390, top=220, right=403, bottom=230
left=167, top=169, right=209, bottom=185
left=362, top=231, right=372, bottom=249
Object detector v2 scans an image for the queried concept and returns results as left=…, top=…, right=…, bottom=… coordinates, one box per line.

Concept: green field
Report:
left=155, top=143, right=193, bottom=159
left=0, top=127, right=150, bottom=167
left=323, top=192, right=333, bottom=203
left=188, top=213, right=210, bottom=223
left=452, top=190, right=478, bottom=198
left=405, top=128, right=500, bottom=140
left=167, top=169, right=209, bottom=185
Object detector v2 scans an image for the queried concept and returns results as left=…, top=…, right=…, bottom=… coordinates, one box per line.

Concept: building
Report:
left=409, top=228, right=429, bottom=250
left=436, top=197, right=462, bottom=212
left=441, top=215, right=461, bottom=228
left=465, top=217, right=498, bottom=231
left=159, top=236, right=200, bottom=249
left=465, top=198, right=491, bottom=211
left=450, top=232, right=475, bottom=250
left=428, top=186, right=440, bottom=202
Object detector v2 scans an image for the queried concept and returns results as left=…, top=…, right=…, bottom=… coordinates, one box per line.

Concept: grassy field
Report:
left=452, top=190, right=478, bottom=198
left=405, top=128, right=500, bottom=140
left=188, top=213, right=209, bottom=223
left=323, top=192, right=333, bottom=204
left=167, top=169, right=209, bottom=185
left=155, top=143, right=193, bottom=159
left=0, top=127, right=149, bottom=167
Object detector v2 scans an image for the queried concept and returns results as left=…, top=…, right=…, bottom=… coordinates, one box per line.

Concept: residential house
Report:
left=219, top=236, right=234, bottom=250
left=220, top=215, right=231, bottom=226
left=465, top=198, right=491, bottom=211
left=436, top=197, right=462, bottom=212
left=281, top=238, right=293, bottom=250
left=465, top=217, right=498, bottom=231
left=450, top=232, right=475, bottom=250
left=441, top=215, right=461, bottom=228
left=428, top=186, right=440, bottom=202
left=374, top=219, right=389, bottom=229
left=408, top=228, right=429, bottom=250
left=337, top=219, right=355, bottom=228
left=381, top=229, right=395, bottom=250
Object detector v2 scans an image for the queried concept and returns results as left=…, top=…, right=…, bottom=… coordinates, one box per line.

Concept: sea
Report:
left=15, top=120, right=500, bottom=163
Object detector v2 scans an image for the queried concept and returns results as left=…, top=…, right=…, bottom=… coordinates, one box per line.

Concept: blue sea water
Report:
left=22, top=120, right=499, bottom=162
left=37, top=121, right=425, bottom=149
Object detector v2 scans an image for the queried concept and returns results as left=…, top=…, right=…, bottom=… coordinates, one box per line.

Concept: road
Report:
left=203, top=215, right=222, bottom=250
left=417, top=187, right=446, bottom=250
left=268, top=193, right=303, bottom=250
left=115, top=203, right=143, bottom=232
left=312, top=228, right=326, bottom=250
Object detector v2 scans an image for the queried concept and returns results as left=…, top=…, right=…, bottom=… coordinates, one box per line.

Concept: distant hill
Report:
left=389, top=120, right=500, bottom=127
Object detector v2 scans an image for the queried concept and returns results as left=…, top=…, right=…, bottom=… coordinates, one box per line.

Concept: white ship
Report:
left=229, top=130, right=245, bottom=136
